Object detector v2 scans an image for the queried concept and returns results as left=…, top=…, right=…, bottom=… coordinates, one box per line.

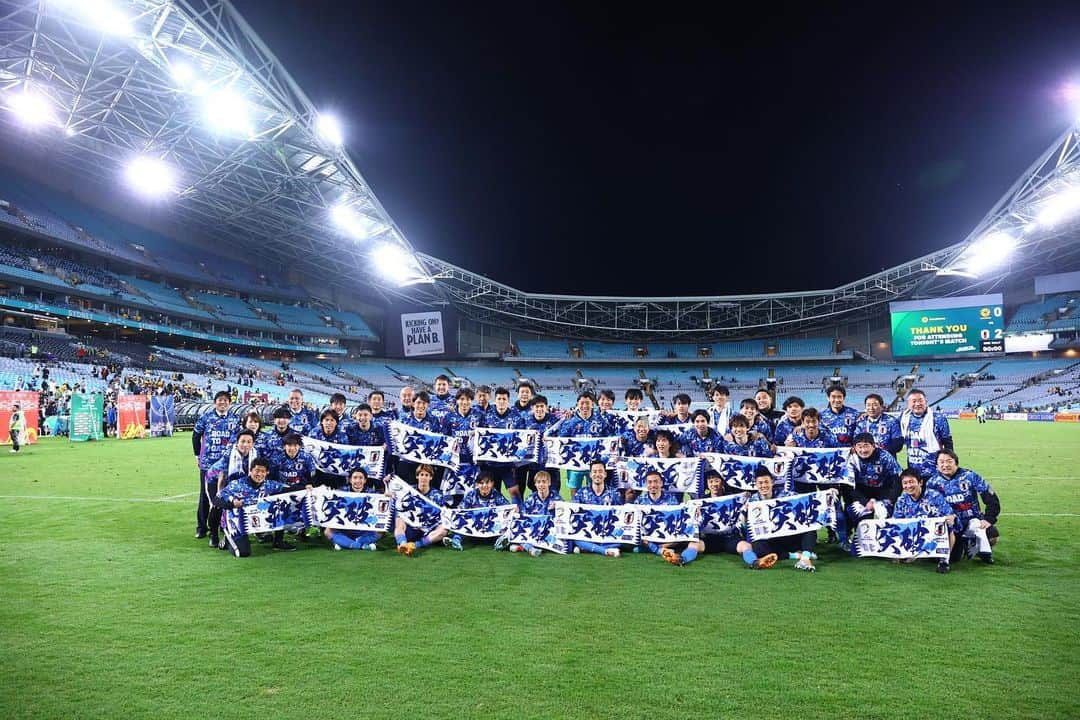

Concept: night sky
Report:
left=233, top=1, right=1080, bottom=296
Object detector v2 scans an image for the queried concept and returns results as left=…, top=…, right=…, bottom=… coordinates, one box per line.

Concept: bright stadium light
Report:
left=170, top=61, right=195, bottom=87
left=372, top=243, right=419, bottom=284
left=1036, top=186, right=1080, bottom=227
left=53, top=0, right=134, bottom=36
left=203, top=89, right=253, bottom=136
left=8, top=90, right=55, bottom=128
left=316, top=113, right=344, bottom=146
left=331, top=203, right=384, bottom=239
left=125, top=156, right=177, bottom=198
left=963, top=231, right=1015, bottom=275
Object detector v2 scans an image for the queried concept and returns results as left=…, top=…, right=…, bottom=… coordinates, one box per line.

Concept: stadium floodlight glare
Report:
left=331, top=203, right=384, bottom=239
left=8, top=90, right=55, bottom=128
left=316, top=113, right=344, bottom=146
left=963, top=231, right=1015, bottom=275
left=170, top=61, right=195, bottom=87
left=372, top=243, right=418, bottom=284
left=203, top=89, right=253, bottom=136
left=1036, top=186, right=1080, bottom=227
left=125, top=156, right=177, bottom=198
left=54, top=0, right=134, bottom=36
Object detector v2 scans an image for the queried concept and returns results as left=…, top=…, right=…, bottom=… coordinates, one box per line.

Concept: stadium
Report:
left=0, top=2, right=1078, bottom=719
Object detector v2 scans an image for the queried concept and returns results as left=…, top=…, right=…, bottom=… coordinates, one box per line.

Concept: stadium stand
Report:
left=1007, top=293, right=1080, bottom=333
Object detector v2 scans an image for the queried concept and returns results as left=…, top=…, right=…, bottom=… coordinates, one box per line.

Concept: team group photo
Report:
left=1, top=1, right=1078, bottom=719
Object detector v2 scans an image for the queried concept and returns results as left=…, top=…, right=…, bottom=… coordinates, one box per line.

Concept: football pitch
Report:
left=1, top=421, right=1077, bottom=720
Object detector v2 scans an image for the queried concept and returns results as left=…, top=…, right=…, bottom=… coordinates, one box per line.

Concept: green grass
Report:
left=1, top=421, right=1077, bottom=719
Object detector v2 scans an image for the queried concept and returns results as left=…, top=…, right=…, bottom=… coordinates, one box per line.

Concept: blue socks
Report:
left=395, top=533, right=406, bottom=545
left=418, top=536, right=431, bottom=548
left=681, top=547, right=699, bottom=564
left=742, top=549, right=758, bottom=566
left=647, top=542, right=663, bottom=555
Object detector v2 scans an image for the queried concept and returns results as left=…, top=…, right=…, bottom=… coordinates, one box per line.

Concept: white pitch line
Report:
left=0, top=494, right=193, bottom=503
left=160, top=492, right=198, bottom=500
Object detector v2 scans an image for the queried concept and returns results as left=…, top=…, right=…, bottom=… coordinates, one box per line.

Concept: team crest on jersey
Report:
left=960, top=480, right=969, bottom=492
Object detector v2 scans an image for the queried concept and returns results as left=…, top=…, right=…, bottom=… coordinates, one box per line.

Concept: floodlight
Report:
left=8, top=90, right=55, bottom=128
left=55, top=0, right=134, bottom=36
left=125, top=156, right=176, bottom=198
left=963, top=231, right=1015, bottom=275
left=316, top=113, right=344, bottom=146
left=331, top=203, right=384, bottom=239
left=1036, top=186, right=1080, bottom=227
left=372, top=243, right=417, bottom=284
left=171, top=61, right=195, bottom=87
left=204, top=89, right=253, bottom=136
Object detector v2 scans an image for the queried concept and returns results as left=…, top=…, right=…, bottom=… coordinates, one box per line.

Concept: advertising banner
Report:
left=149, top=394, right=176, bottom=437
left=400, top=311, right=445, bottom=357
left=70, top=394, right=104, bottom=442
left=118, top=394, right=148, bottom=439
left=0, top=391, right=40, bottom=445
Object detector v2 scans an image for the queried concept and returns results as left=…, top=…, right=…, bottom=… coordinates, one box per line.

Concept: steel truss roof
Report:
left=0, top=0, right=420, bottom=302
left=0, top=1, right=1077, bottom=341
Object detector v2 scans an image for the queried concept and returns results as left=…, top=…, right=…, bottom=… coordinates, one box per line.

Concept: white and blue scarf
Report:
left=302, top=436, right=386, bottom=478
left=853, top=517, right=951, bottom=560
left=617, top=456, right=703, bottom=494
left=775, top=447, right=855, bottom=487
left=305, top=487, right=394, bottom=532
left=745, top=490, right=837, bottom=541
left=388, top=421, right=460, bottom=470
left=227, top=490, right=308, bottom=536
left=637, top=504, right=702, bottom=543
left=689, top=494, right=748, bottom=535
left=697, top=452, right=791, bottom=491
left=502, top=514, right=569, bottom=554
left=611, top=409, right=664, bottom=428
left=441, top=505, right=519, bottom=538
left=552, top=502, right=640, bottom=544
left=440, top=463, right=478, bottom=497
left=470, top=427, right=541, bottom=465
left=388, top=476, right=444, bottom=532
left=542, top=436, right=622, bottom=471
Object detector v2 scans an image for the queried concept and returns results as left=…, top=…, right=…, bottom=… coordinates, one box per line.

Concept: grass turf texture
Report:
left=1, top=421, right=1077, bottom=720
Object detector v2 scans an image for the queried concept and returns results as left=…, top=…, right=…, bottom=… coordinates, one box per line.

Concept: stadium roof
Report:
left=1, top=1, right=1078, bottom=340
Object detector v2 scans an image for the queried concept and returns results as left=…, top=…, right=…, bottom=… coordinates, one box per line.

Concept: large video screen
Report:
left=889, top=294, right=1004, bottom=358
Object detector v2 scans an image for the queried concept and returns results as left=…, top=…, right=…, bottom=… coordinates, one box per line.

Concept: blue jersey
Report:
left=850, top=449, right=902, bottom=489
left=287, top=407, right=318, bottom=435
left=679, top=428, right=726, bottom=456
left=557, top=411, right=611, bottom=437
left=788, top=427, right=839, bottom=448
left=522, top=412, right=562, bottom=465
left=894, top=487, right=954, bottom=520
left=348, top=423, right=385, bottom=447
left=750, top=416, right=774, bottom=442
left=460, top=489, right=510, bottom=509
left=481, top=407, right=525, bottom=431
left=855, top=413, right=903, bottom=455
left=336, top=414, right=358, bottom=440
left=510, top=401, right=534, bottom=425
left=420, top=486, right=448, bottom=507
left=217, top=476, right=286, bottom=506
left=573, top=486, right=621, bottom=505
left=399, top=412, right=442, bottom=434
left=899, top=410, right=952, bottom=474
left=772, top=418, right=800, bottom=446
left=709, top=406, right=735, bottom=433
left=927, top=469, right=996, bottom=526
left=307, top=426, right=349, bottom=444
left=722, top=437, right=773, bottom=458
left=442, top=408, right=483, bottom=462
left=270, top=449, right=316, bottom=485
left=819, top=405, right=860, bottom=446
left=370, top=410, right=395, bottom=433
left=621, top=430, right=656, bottom=457
left=429, top=394, right=455, bottom=423
left=256, top=427, right=290, bottom=456
left=523, top=490, right=564, bottom=515
left=658, top=413, right=693, bottom=429
left=634, top=491, right=681, bottom=506
left=194, top=409, right=241, bottom=471
left=207, top=448, right=258, bottom=486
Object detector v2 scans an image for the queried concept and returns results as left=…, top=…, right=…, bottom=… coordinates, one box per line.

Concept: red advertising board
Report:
left=0, top=391, right=40, bottom=445
left=118, top=394, right=148, bottom=439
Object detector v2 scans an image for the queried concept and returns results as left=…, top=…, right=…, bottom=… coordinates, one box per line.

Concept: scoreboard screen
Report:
left=889, top=294, right=1005, bottom=359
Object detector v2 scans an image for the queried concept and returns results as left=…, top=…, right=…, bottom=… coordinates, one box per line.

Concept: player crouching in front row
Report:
left=927, top=450, right=1000, bottom=565
left=736, top=466, right=818, bottom=572
left=214, top=457, right=296, bottom=557
left=324, top=467, right=384, bottom=552
left=635, top=470, right=704, bottom=567
left=509, top=470, right=564, bottom=557
left=893, top=468, right=957, bottom=574
left=444, top=470, right=509, bottom=551
left=395, top=464, right=449, bottom=556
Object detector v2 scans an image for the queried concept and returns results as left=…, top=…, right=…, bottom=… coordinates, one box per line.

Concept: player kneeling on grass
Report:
left=700, top=470, right=748, bottom=559
left=444, top=470, right=509, bottom=551
left=214, top=457, right=296, bottom=557
left=395, top=464, right=448, bottom=556
left=736, top=466, right=818, bottom=572
left=569, top=460, right=622, bottom=558
left=893, top=469, right=956, bottom=574
left=634, top=470, right=703, bottom=567
left=509, top=470, right=564, bottom=557
left=325, top=467, right=384, bottom=551
left=927, top=450, right=1000, bottom=565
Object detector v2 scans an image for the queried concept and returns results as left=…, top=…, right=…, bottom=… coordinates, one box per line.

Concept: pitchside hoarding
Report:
left=889, top=294, right=1005, bottom=359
